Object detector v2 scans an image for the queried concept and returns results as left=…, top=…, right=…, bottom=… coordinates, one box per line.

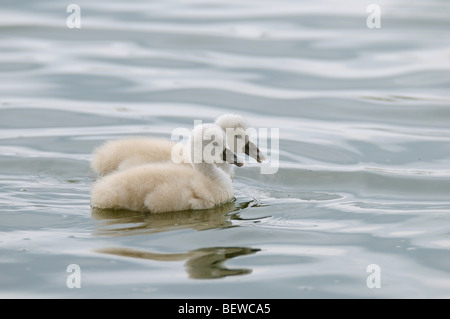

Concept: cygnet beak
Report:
left=244, top=141, right=266, bottom=163
left=222, top=148, right=244, bottom=167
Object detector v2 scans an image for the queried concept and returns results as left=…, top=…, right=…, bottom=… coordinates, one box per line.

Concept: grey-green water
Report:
left=1, top=0, right=450, bottom=298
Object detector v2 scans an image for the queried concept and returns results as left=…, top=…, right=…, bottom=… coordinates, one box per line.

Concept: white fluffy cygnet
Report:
left=90, top=124, right=243, bottom=213
left=90, top=114, right=265, bottom=177
left=214, top=113, right=266, bottom=178
left=91, top=137, right=176, bottom=176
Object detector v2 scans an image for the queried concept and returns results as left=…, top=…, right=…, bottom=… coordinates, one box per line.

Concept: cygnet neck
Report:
left=191, top=161, right=229, bottom=182
left=187, top=124, right=231, bottom=183
left=215, top=162, right=234, bottom=177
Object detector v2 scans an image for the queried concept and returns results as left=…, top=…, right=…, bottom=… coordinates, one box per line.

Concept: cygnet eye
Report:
left=235, top=134, right=242, bottom=139
left=212, top=141, right=219, bottom=146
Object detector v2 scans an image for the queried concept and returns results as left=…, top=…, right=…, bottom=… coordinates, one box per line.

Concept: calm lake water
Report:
left=1, top=0, right=450, bottom=298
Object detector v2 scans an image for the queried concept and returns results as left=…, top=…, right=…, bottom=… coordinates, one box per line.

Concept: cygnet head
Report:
left=215, top=113, right=266, bottom=163
left=189, top=123, right=244, bottom=171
